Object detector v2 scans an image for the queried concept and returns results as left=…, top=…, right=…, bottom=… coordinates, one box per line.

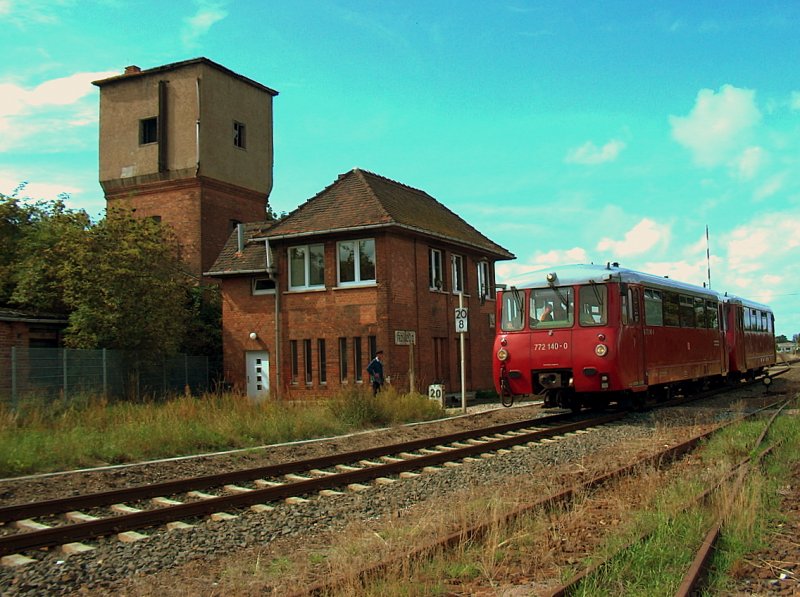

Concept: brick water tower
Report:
left=93, top=58, right=278, bottom=280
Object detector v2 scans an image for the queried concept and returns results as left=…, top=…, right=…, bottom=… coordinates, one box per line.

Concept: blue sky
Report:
left=1, top=1, right=798, bottom=338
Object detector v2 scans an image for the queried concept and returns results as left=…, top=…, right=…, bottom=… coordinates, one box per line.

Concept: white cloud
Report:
left=733, top=146, right=765, bottom=180
left=753, top=173, right=786, bottom=202
left=1, top=0, right=68, bottom=28
left=565, top=139, right=625, bottom=165
left=0, top=177, right=81, bottom=202
left=0, top=70, right=114, bottom=152
left=791, top=91, right=800, bottom=111
left=669, top=84, right=761, bottom=167
left=181, top=0, right=229, bottom=47
left=725, top=213, right=800, bottom=287
left=596, top=218, right=670, bottom=258
left=496, top=247, right=589, bottom=285
left=639, top=259, right=713, bottom=288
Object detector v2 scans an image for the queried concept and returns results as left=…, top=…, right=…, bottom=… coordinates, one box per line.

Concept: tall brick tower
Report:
left=93, top=58, right=278, bottom=280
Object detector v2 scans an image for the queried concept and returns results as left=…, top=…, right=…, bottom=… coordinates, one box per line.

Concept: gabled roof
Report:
left=92, top=57, right=279, bottom=96
left=205, top=221, right=276, bottom=277
left=259, top=169, right=514, bottom=259
left=0, top=307, right=67, bottom=324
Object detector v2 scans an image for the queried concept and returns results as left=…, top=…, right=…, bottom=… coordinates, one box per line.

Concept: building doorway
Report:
left=245, top=351, right=270, bottom=399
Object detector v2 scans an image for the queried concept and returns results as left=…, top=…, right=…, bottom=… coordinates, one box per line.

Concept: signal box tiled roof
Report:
left=205, top=221, right=276, bottom=276
left=206, top=169, right=514, bottom=276
left=258, top=169, right=514, bottom=259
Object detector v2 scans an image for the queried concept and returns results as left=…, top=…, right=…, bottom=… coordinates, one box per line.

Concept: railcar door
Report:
left=619, top=284, right=646, bottom=389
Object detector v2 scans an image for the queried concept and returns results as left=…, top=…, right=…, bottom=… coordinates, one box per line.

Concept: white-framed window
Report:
left=337, top=239, right=376, bottom=285
left=233, top=121, right=246, bottom=149
left=451, top=254, right=464, bottom=294
left=477, top=260, right=491, bottom=299
left=288, top=244, right=325, bottom=290
left=429, top=248, right=444, bottom=291
left=252, top=277, right=276, bottom=295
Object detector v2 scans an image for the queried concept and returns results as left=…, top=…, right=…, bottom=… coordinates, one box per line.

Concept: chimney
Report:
left=236, top=223, right=245, bottom=253
left=124, top=65, right=142, bottom=75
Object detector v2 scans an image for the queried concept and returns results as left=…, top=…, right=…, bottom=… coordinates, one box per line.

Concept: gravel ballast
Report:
left=0, top=375, right=795, bottom=595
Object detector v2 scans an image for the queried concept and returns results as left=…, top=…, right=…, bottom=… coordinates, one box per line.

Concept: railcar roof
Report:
left=720, top=293, right=773, bottom=313
left=507, top=264, right=719, bottom=298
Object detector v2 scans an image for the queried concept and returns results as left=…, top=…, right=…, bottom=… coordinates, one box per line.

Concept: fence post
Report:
left=102, top=348, right=107, bottom=398
left=11, top=346, right=17, bottom=410
left=184, top=354, right=189, bottom=392
left=63, top=348, right=68, bottom=402
left=163, top=360, right=167, bottom=396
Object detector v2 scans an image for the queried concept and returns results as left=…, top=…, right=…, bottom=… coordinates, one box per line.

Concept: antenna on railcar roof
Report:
left=706, top=224, right=712, bottom=289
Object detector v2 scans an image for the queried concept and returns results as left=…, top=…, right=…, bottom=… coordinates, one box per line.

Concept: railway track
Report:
left=0, top=410, right=625, bottom=561
left=296, top=395, right=790, bottom=596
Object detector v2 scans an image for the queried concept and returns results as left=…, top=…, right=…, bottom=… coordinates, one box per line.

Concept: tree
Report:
left=0, top=192, right=38, bottom=305
left=11, top=198, right=91, bottom=314
left=775, top=334, right=788, bottom=344
left=59, top=209, right=192, bottom=361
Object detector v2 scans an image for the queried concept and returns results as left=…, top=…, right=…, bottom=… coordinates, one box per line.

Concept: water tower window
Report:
left=234, top=121, right=246, bottom=149
left=140, top=117, right=158, bottom=144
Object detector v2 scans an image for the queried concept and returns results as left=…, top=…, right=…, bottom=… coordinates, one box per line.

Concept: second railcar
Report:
left=723, top=295, right=777, bottom=380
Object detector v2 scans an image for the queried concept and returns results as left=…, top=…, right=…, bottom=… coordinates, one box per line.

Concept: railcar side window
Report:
left=679, top=295, right=695, bottom=328
left=578, top=285, right=607, bottom=326
left=500, top=291, right=525, bottom=331
left=693, top=297, right=706, bottom=328
left=530, top=287, right=574, bottom=328
left=706, top=300, right=719, bottom=329
left=663, top=292, right=680, bottom=327
left=744, top=308, right=751, bottom=330
left=644, top=289, right=663, bottom=325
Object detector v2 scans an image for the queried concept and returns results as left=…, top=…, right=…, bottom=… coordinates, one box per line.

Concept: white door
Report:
left=246, top=351, right=270, bottom=399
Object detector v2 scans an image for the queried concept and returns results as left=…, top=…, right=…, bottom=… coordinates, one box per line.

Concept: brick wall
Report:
left=106, top=177, right=266, bottom=280
left=218, top=230, right=499, bottom=399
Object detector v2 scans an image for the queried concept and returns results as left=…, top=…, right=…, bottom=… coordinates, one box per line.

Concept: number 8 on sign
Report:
left=454, top=308, right=468, bottom=333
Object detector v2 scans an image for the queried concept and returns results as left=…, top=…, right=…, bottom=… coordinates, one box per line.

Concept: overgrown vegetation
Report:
left=195, top=397, right=798, bottom=596
left=0, top=191, right=221, bottom=364
left=0, top=386, right=444, bottom=476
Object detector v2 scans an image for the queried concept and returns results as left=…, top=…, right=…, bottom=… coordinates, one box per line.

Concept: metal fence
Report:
left=0, top=347, right=210, bottom=409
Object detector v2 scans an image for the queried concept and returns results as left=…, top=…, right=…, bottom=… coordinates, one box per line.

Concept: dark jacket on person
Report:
left=366, top=356, right=384, bottom=384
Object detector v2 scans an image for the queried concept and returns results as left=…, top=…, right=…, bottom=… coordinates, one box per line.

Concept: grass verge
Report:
left=0, top=385, right=444, bottom=476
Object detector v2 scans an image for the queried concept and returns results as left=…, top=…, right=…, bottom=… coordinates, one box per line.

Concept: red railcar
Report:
left=723, top=295, right=777, bottom=380
left=493, top=263, right=772, bottom=410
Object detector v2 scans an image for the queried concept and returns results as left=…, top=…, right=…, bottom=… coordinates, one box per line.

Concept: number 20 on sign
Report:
left=454, top=308, right=468, bottom=333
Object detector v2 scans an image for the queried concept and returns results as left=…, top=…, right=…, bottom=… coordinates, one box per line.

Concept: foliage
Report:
left=11, top=198, right=91, bottom=314
left=181, top=284, right=222, bottom=359
left=775, top=334, right=788, bottom=344
left=1, top=189, right=221, bottom=362
left=59, top=209, right=191, bottom=360
left=0, top=387, right=445, bottom=476
left=0, top=190, right=90, bottom=312
left=325, top=385, right=444, bottom=428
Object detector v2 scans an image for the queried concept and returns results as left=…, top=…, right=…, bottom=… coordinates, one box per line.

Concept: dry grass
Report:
left=0, top=387, right=445, bottom=476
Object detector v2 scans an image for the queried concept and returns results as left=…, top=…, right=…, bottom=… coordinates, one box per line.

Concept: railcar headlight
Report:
left=497, top=348, right=509, bottom=362
left=595, top=343, right=608, bottom=357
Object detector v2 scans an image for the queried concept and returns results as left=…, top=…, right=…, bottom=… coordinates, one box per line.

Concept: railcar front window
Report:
left=501, top=290, right=525, bottom=331
left=530, top=287, right=574, bottom=329
left=578, top=285, right=607, bottom=326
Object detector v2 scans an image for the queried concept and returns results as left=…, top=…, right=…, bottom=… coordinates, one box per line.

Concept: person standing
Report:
left=366, top=350, right=384, bottom=396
